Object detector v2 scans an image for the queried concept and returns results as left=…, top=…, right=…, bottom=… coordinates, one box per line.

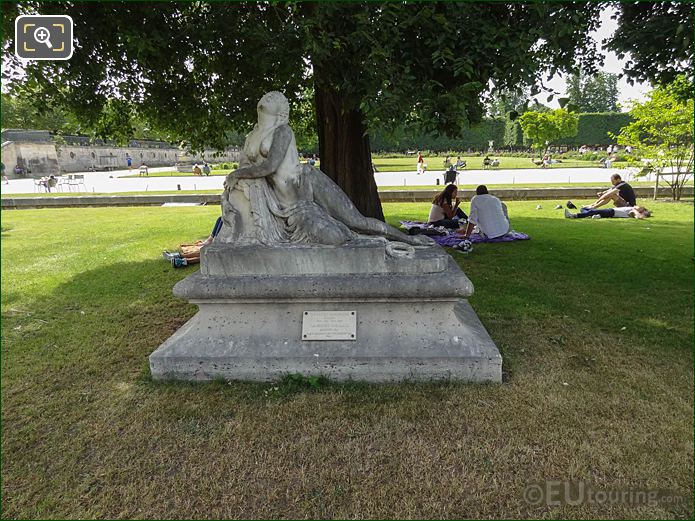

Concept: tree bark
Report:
left=314, top=81, right=384, bottom=221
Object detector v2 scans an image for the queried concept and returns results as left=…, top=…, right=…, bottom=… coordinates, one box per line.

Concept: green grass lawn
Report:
left=1, top=202, right=693, bottom=519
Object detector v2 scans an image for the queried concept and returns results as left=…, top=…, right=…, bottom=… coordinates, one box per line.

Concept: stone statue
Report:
left=217, top=91, right=429, bottom=247
left=150, top=91, right=502, bottom=384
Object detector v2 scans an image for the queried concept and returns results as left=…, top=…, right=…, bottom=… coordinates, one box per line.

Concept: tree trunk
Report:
left=314, top=81, right=384, bottom=221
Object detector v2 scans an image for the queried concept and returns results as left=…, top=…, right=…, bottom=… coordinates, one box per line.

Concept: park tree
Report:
left=565, top=70, right=620, bottom=112
left=4, top=2, right=690, bottom=219
left=1, top=92, right=177, bottom=143
left=487, top=88, right=531, bottom=119
left=518, top=109, right=579, bottom=158
left=605, top=1, right=694, bottom=87
left=2, top=1, right=609, bottom=219
left=1, top=92, right=81, bottom=135
left=614, top=76, right=694, bottom=201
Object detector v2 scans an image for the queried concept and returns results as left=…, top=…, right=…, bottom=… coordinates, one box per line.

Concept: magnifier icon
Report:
left=33, top=26, right=52, bottom=48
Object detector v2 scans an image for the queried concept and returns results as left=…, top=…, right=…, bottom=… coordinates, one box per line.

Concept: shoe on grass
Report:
left=171, top=257, right=189, bottom=268
left=555, top=204, right=563, bottom=210
left=566, top=200, right=578, bottom=210
left=591, top=214, right=601, bottom=219
left=564, top=209, right=576, bottom=219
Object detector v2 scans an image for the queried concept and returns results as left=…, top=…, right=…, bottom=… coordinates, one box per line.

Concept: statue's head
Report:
left=257, top=91, right=290, bottom=125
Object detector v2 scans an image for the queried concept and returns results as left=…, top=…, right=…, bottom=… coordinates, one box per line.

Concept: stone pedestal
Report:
left=149, top=242, right=502, bottom=383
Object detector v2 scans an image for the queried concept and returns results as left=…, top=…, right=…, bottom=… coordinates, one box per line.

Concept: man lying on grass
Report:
left=564, top=206, right=651, bottom=219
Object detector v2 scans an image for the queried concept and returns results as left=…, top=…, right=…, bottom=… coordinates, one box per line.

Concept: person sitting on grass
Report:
left=163, top=216, right=223, bottom=268
left=466, top=185, right=510, bottom=239
left=568, top=173, right=636, bottom=211
left=428, top=184, right=468, bottom=229
left=483, top=155, right=492, bottom=169
left=565, top=206, right=651, bottom=220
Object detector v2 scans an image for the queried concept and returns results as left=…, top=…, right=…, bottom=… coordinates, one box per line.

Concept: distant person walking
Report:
left=139, top=162, right=149, bottom=176
left=416, top=151, right=424, bottom=174
left=126, top=154, right=132, bottom=171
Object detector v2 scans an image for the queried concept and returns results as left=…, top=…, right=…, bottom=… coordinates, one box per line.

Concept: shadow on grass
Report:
left=7, top=256, right=501, bottom=406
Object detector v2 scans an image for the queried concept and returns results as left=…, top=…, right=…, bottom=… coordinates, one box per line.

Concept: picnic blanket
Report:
left=400, top=221, right=530, bottom=247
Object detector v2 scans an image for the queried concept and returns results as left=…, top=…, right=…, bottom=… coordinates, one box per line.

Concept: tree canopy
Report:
left=2, top=1, right=607, bottom=217
left=605, top=1, right=694, bottom=87
left=518, top=109, right=579, bottom=157
left=2, top=1, right=691, bottom=218
left=615, top=76, right=694, bottom=200
left=487, top=88, right=531, bottom=119
left=565, top=71, right=620, bottom=112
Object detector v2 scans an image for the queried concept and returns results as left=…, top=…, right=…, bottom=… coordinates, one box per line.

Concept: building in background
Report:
left=1, top=129, right=239, bottom=178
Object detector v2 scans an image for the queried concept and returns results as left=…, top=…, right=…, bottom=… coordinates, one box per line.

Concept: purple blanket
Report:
left=399, top=221, right=530, bottom=246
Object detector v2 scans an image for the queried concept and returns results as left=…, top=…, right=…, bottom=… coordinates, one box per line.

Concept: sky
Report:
left=536, top=5, right=651, bottom=110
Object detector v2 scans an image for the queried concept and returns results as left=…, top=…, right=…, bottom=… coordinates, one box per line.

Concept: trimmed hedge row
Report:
left=368, top=112, right=632, bottom=152
left=561, top=112, right=633, bottom=146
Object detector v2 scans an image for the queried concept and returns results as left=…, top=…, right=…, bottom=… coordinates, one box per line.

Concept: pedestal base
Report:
left=149, top=244, right=502, bottom=383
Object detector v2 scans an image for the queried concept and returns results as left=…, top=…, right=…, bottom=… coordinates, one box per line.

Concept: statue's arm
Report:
left=231, top=126, right=292, bottom=181
left=238, top=153, right=251, bottom=168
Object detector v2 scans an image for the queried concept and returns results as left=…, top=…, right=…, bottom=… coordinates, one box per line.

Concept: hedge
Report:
left=561, top=112, right=633, bottom=146
left=325, top=112, right=633, bottom=153
left=370, top=119, right=506, bottom=153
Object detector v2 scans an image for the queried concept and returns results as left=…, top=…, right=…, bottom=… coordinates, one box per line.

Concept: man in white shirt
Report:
left=467, top=185, right=510, bottom=239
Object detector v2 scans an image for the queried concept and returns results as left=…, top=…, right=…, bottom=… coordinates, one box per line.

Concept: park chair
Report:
left=68, top=174, right=86, bottom=192
left=55, top=176, right=69, bottom=192
left=444, top=168, right=457, bottom=184
left=33, top=179, right=46, bottom=193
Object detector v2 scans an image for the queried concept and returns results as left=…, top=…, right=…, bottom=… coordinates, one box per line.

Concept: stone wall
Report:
left=1, top=129, right=240, bottom=176
left=57, top=144, right=179, bottom=172
left=2, top=141, right=60, bottom=176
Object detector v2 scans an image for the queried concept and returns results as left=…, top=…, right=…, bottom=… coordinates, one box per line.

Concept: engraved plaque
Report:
left=302, top=311, right=357, bottom=341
